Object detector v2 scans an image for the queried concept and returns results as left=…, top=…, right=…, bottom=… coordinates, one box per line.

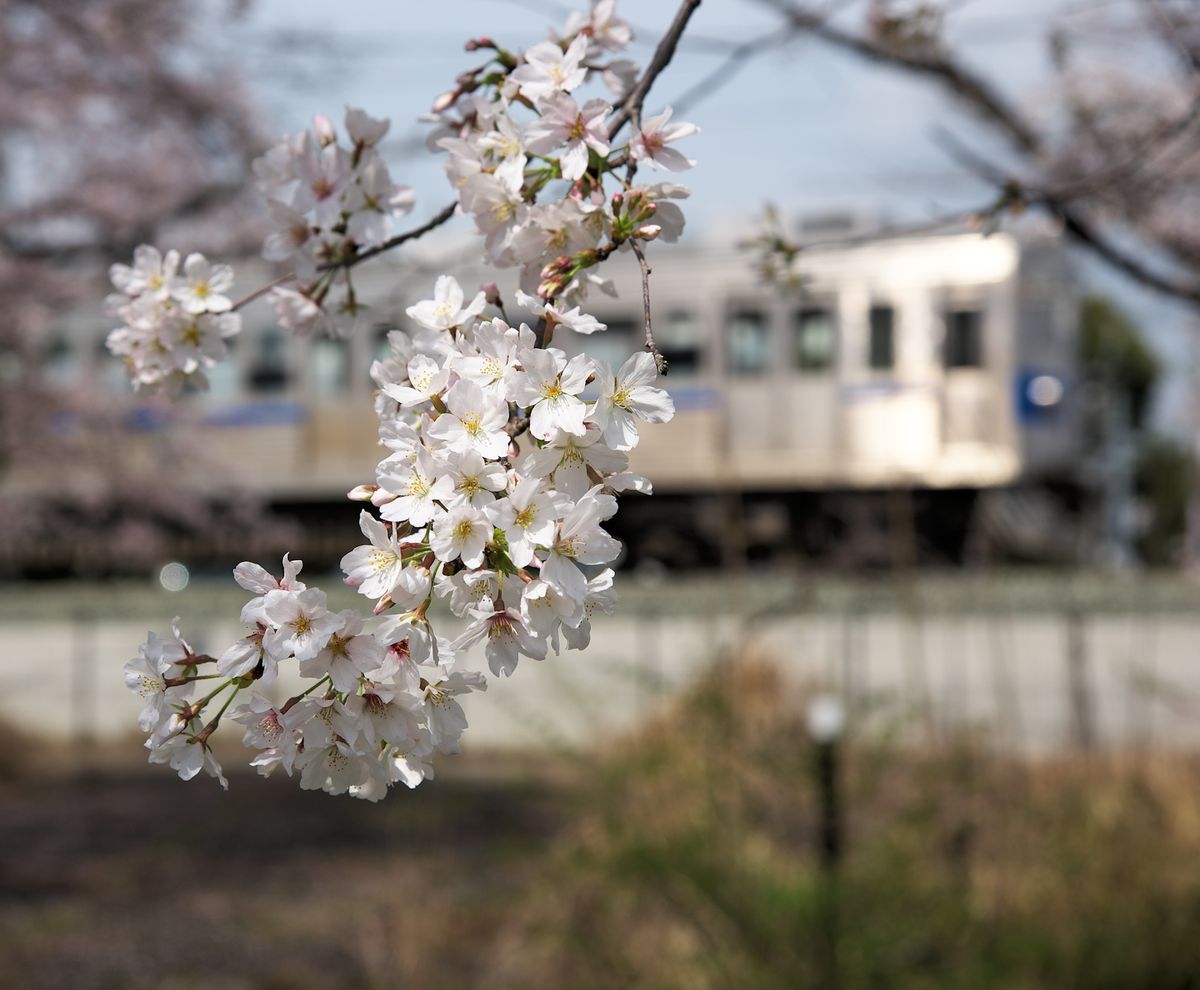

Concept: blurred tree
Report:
left=1135, top=435, right=1194, bottom=565
left=1076, top=295, right=1195, bottom=565
left=0, top=0, right=279, bottom=575
left=1078, top=295, right=1160, bottom=429
left=752, top=0, right=1200, bottom=308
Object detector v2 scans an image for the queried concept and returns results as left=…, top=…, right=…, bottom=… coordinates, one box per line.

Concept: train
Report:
left=31, top=224, right=1083, bottom=571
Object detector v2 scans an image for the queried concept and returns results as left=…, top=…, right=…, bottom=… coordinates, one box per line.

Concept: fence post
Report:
left=1065, top=609, right=1096, bottom=751
left=71, top=608, right=97, bottom=767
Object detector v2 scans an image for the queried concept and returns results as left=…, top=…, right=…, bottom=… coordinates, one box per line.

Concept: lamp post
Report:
left=807, top=693, right=845, bottom=987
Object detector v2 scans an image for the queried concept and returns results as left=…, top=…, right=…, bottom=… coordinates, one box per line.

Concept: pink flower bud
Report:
left=538, top=276, right=565, bottom=300
left=313, top=114, right=336, bottom=146
left=431, top=89, right=459, bottom=114
left=481, top=282, right=502, bottom=306
left=347, top=484, right=379, bottom=502
left=634, top=224, right=662, bottom=241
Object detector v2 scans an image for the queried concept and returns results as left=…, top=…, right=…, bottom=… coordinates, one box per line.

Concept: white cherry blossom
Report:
left=377, top=446, right=455, bottom=527
left=507, top=348, right=591, bottom=440
left=452, top=604, right=547, bottom=678
left=382, top=354, right=449, bottom=408
left=406, top=275, right=486, bottom=332
left=524, top=94, right=610, bottom=181
left=425, top=379, right=510, bottom=459
left=444, top=450, right=507, bottom=508
left=629, top=106, right=699, bottom=172
left=485, top=475, right=562, bottom=568
left=262, top=588, right=341, bottom=662
left=510, top=36, right=589, bottom=101
left=588, top=351, right=676, bottom=450
left=430, top=504, right=492, bottom=569
left=177, top=253, right=234, bottom=314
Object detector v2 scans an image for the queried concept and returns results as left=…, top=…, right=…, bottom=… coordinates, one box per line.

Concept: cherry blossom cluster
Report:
left=124, top=555, right=484, bottom=798
left=105, top=246, right=241, bottom=393
left=354, top=273, right=674, bottom=673
left=426, top=0, right=698, bottom=303
left=116, top=0, right=697, bottom=798
left=253, top=106, right=416, bottom=338
left=124, top=276, right=673, bottom=798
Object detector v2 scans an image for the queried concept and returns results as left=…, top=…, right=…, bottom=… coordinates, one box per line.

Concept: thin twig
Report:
left=505, top=412, right=531, bottom=442
left=936, top=129, right=1200, bottom=304
left=761, top=0, right=1200, bottom=307
left=756, top=0, right=1041, bottom=154
left=230, top=271, right=296, bottom=312
left=317, top=200, right=458, bottom=273
left=608, top=0, right=704, bottom=140
left=672, top=28, right=795, bottom=115
left=631, top=241, right=668, bottom=375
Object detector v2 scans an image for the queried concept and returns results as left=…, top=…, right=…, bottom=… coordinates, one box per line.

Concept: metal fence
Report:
left=3, top=573, right=1199, bottom=756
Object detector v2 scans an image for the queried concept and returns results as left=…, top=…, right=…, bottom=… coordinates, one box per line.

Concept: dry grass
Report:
left=4, top=651, right=1200, bottom=988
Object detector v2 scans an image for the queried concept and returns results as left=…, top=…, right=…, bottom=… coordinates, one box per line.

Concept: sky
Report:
left=229, top=0, right=1056, bottom=231
left=224, top=0, right=1199, bottom=433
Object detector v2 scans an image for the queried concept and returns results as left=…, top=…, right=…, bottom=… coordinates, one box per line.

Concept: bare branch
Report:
left=755, top=0, right=1041, bottom=154
left=758, top=0, right=1200, bottom=308
left=671, top=28, right=795, bottom=116
left=937, top=130, right=1200, bottom=304
left=631, top=241, right=669, bottom=375
left=230, top=272, right=297, bottom=312
left=317, top=200, right=458, bottom=273
left=609, top=0, right=704, bottom=139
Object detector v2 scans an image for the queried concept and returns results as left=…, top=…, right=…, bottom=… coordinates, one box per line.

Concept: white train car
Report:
left=560, top=230, right=1078, bottom=496
left=35, top=228, right=1079, bottom=568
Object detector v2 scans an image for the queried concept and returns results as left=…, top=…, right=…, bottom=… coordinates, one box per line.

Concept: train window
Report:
left=868, top=305, right=895, bottom=370
left=41, top=336, right=81, bottom=387
left=945, top=309, right=983, bottom=368
left=727, top=310, right=769, bottom=375
left=94, top=336, right=130, bottom=394
left=795, top=308, right=836, bottom=372
left=373, top=323, right=397, bottom=364
left=247, top=327, right=290, bottom=392
left=659, top=310, right=702, bottom=375
left=312, top=336, right=350, bottom=395
left=206, top=336, right=240, bottom=397
left=578, top=317, right=635, bottom=372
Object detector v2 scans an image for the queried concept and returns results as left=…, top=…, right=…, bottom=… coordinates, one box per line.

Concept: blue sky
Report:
left=230, top=0, right=1056, bottom=230
left=226, top=0, right=1199, bottom=432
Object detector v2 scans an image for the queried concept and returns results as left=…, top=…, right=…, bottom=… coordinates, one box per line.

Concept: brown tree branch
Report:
left=317, top=200, right=458, bottom=273
left=630, top=241, right=669, bottom=375
left=609, top=0, right=704, bottom=139
left=758, top=0, right=1200, bottom=307
left=671, top=28, right=795, bottom=115
left=230, top=272, right=297, bottom=312
left=755, top=0, right=1041, bottom=154
left=936, top=129, right=1200, bottom=304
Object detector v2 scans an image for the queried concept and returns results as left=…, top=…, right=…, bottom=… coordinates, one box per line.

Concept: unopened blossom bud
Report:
left=313, top=114, right=336, bottom=146
left=432, top=89, right=459, bottom=114
left=539, top=255, right=572, bottom=281
left=481, top=282, right=502, bottom=306
left=538, top=275, right=567, bottom=300
left=347, top=484, right=379, bottom=502
left=634, top=224, right=661, bottom=241
left=464, top=36, right=495, bottom=51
